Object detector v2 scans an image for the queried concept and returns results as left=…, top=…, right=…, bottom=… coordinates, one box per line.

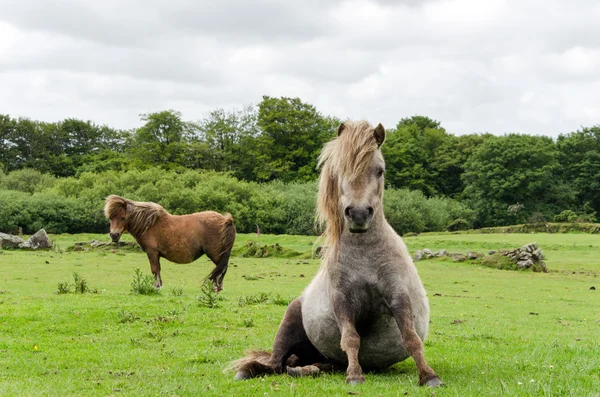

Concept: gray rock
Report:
left=467, top=251, right=483, bottom=260
left=451, top=253, right=467, bottom=262
left=0, top=233, right=25, bottom=248
left=488, top=250, right=497, bottom=255
left=532, top=248, right=544, bottom=260
left=20, top=229, right=52, bottom=249
left=517, top=259, right=534, bottom=268
left=413, top=250, right=424, bottom=262
left=90, top=239, right=102, bottom=248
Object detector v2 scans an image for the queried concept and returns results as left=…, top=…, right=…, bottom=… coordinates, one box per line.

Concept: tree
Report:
left=254, top=96, right=335, bottom=182
left=195, top=105, right=259, bottom=180
left=556, top=125, right=600, bottom=219
left=382, top=115, right=451, bottom=196
left=129, top=110, right=194, bottom=168
left=462, top=134, right=570, bottom=227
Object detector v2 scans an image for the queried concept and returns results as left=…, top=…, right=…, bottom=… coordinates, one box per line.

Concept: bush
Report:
left=554, top=209, right=597, bottom=223
left=554, top=210, right=577, bottom=223
left=0, top=168, right=56, bottom=193
left=0, top=167, right=475, bottom=236
left=447, top=218, right=471, bottom=232
left=481, top=254, right=518, bottom=270
left=130, top=268, right=159, bottom=295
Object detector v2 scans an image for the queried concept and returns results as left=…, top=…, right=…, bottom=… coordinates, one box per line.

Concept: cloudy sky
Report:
left=1, top=0, right=599, bottom=137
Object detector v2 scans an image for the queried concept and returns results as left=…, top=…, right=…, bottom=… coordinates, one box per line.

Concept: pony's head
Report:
left=317, top=120, right=386, bottom=242
left=104, top=195, right=128, bottom=242
left=103, top=195, right=168, bottom=242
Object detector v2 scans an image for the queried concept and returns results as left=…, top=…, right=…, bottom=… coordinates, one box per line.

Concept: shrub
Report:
left=447, top=218, right=471, bottom=232
left=0, top=167, right=475, bottom=236
left=197, top=280, right=220, bottom=308
left=481, top=254, right=518, bottom=270
left=130, top=268, right=160, bottom=295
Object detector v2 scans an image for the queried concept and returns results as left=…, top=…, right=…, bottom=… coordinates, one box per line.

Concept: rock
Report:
left=532, top=248, right=544, bottom=260
left=413, top=250, right=424, bottom=262
left=0, top=233, right=25, bottom=248
left=451, top=253, right=467, bottom=262
left=467, top=251, right=483, bottom=260
left=517, top=259, right=534, bottom=268
left=438, top=249, right=447, bottom=256
left=422, top=248, right=433, bottom=258
left=90, top=239, right=103, bottom=248
left=20, top=229, right=51, bottom=249
left=488, top=250, right=497, bottom=255
left=73, top=245, right=84, bottom=252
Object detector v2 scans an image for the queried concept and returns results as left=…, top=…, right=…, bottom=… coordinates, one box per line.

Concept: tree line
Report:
left=1, top=95, right=600, bottom=230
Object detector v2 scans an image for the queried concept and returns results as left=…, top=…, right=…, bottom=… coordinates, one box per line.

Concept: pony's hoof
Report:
left=421, top=375, right=443, bottom=388
left=346, top=375, right=365, bottom=385
left=234, top=370, right=250, bottom=380
left=287, top=365, right=320, bottom=377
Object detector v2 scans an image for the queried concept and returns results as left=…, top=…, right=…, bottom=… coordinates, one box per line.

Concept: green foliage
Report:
left=4, top=103, right=600, bottom=231
left=237, top=292, right=270, bottom=307
left=254, top=96, right=336, bottom=182
left=56, top=282, right=71, bottom=294
left=462, top=134, right=570, bottom=227
left=56, top=272, right=95, bottom=294
left=480, top=254, right=519, bottom=270
left=554, top=209, right=596, bottom=223
left=384, top=188, right=475, bottom=235
left=197, top=280, right=220, bottom=308
left=117, top=310, right=140, bottom=324
left=0, top=168, right=56, bottom=193
left=446, top=218, right=471, bottom=232
left=130, top=268, right=159, bottom=296
left=72, top=272, right=89, bottom=294
left=170, top=287, right=184, bottom=297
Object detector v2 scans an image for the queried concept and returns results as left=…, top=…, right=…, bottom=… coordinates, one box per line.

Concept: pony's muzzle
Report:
left=109, top=232, right=121, bottom=242
left=344, top=206, right=374, bottom=233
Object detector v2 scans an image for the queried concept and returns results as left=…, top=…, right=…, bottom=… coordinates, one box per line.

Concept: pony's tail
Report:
left=208, top=213, right=236, bottom=292
left=225, top=350, right=275, bottom=380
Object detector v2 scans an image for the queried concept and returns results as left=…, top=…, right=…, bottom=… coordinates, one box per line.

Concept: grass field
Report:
left=1, top=232, right=599, bottom=396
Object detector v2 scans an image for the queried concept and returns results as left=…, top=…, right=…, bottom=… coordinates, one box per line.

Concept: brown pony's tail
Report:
left=225, top=350, right=275, bottom=379
left=207, top=213, right=236, bottom=292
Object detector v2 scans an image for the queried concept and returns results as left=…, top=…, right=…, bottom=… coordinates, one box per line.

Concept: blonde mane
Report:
left=104, top=195, right=169, bottom=238
left=316, top=120, right=381, bottom=248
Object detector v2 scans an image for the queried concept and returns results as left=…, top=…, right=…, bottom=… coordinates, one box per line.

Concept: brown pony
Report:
left=229, top=121, right=441, bottom=386
left=104, top=195, right=236, bottom=292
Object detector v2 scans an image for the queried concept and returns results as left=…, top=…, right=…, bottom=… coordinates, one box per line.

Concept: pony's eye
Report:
left=377, top=168, right=385, bottom=178
left=121, top=217, right=126, bottom=221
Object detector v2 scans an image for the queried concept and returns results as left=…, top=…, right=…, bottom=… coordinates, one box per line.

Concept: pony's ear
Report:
left=374, top=123, right=386, bottom=147
left=337, top=122, right=346, bottom=136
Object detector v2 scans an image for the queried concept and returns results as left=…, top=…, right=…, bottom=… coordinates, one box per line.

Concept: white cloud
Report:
left=0, top=0, right=599, bottom=136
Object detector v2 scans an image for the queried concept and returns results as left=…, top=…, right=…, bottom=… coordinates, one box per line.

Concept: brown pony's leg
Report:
left=234, top=297, right=321, bottom=379
left=388, top=293, right=441, bottom=387
left=331, top=290, right=364, bottom=384
left=146, top=250, right=162, bottom=288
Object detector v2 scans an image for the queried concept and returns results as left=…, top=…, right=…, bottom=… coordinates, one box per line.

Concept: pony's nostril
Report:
left=344, top=206, right=352, bottom=218
left=367, top=207, right=374, bottom=216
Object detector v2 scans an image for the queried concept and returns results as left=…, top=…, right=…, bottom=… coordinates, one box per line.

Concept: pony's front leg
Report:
left=388, top=292, right=441, bottom=387
left=331, top=290, right=364, bottom=384
left=146, top=251, right=162, bottom=288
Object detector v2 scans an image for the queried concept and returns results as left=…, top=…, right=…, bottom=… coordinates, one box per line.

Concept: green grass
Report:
left=0, top=232, right=599, bottom=396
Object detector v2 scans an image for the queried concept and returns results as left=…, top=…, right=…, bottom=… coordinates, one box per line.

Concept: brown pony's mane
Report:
left=316, top=120, right=381, bottom=248
left=104, top=194, right=169, bottom=238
